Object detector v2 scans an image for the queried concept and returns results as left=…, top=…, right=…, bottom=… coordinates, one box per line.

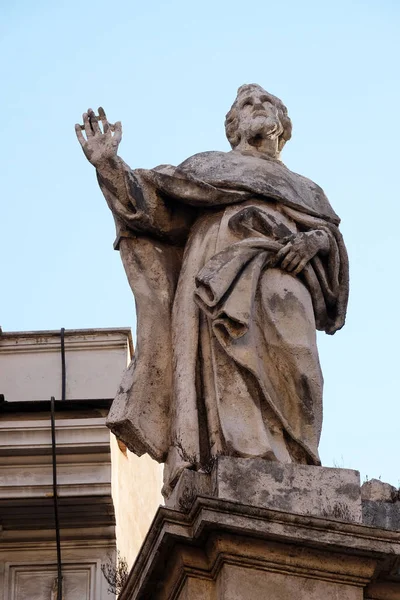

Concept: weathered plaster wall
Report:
left=110, top=433, right=163, bottom=568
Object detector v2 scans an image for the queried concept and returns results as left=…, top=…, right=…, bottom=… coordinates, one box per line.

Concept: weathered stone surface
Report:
left=365, top=581, right=400, bottom=599
left=76, top=85, right=349, bottom=496
left=118, top=497, right=400, bottom=600
left=214, top=457, right=362, bottom=521
left=363, top=501, right=400, bottom=531
left=165, top=458, right=362, bottom=523
left=361, top=479, right=400, bottom=532
left=165, top=469, right=212, bottom=512
left=362, top=479, right=398, bottom=502
left=216, top=564, right=362, bottom=600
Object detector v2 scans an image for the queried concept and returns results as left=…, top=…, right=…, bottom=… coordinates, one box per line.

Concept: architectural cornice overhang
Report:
left=119, top=497, right=400, bottom=600
left=0, top=327, right=133, bottom=356
left=0, top=401, right=115, bottom=533
left=0, top=398, right=113, bottom=414
left=0, top=495, right=115, bottom=532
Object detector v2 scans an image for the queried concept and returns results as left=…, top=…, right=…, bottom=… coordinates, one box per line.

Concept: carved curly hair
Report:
left=225, top=84, right=292, bottom=152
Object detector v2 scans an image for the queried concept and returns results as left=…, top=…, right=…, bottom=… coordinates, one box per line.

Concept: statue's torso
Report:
left=189, top=197, right=298, bottom=264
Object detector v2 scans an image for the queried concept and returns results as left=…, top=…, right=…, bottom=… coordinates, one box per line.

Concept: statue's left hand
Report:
left=275, top=230, right=329, bottom=275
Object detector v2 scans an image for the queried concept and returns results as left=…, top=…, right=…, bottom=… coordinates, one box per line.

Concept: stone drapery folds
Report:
left=100, top=149, right=348, bottom=494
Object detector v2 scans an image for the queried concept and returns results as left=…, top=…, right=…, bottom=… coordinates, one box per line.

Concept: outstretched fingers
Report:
left=88, top=108, right=101, bottom=135
left=113, top=121, right=122, bottom=145
left=82, top=112, right=93, bottom=138
left=98, top=107, right=110, bottom=133
left=75, top=124, right=86, bottom=146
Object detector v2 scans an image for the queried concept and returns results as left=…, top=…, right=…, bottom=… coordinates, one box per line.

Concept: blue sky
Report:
left=1, top=0, right=399, bottom=485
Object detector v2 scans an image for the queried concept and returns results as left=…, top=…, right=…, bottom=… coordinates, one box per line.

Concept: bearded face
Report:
left=225, top=85, right=292, bottom=155
left=236, top=89, right=284, bottom=146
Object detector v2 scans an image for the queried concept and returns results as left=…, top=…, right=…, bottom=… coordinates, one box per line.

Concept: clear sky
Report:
left=1, top=0, right=399, bottom=486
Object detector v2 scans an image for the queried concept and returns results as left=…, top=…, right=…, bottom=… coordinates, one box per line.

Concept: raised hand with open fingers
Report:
left=75, top=107, right=122, bottom=168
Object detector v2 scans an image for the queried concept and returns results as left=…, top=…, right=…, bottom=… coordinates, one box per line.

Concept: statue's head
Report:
left=225, top=84, right=292, bottom=158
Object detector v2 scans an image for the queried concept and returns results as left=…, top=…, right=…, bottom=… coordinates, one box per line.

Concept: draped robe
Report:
left=99, top=150, right=349, bottom=494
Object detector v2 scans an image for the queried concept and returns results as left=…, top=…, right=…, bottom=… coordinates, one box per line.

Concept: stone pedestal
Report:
left=166, top=458, right=362, bottom=523
left=119, top=462, right=400, bottom=600
left=119, top=457, right=400, bottom=600
left=119, top=496, right=400, bottom=600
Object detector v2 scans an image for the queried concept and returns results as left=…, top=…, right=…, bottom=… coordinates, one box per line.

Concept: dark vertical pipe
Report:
left=51, top=396, right=63, bottom=600
left=60, top=327, right=66, bottom=401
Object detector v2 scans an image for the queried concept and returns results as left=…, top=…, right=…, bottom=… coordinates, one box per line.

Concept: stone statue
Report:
left=76, top=84, right=349, bottom=496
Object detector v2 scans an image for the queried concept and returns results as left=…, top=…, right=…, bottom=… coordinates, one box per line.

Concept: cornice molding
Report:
left=0, top=328, right=133, bottom=355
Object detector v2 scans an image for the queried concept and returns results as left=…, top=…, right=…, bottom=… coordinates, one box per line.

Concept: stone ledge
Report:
left=0, top=495, right=115, bottom=531
left=0, top=416, right=110, bottom=455
left=0, top=524, right=116, bottom=544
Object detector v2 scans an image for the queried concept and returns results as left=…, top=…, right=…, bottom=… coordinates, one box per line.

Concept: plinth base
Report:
left=166, top=458, right=362, bottom=523
left=119, top=495, right=400, bottom=600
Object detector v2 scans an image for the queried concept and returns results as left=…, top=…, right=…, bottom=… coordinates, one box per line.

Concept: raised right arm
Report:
left=75, top=107, right=135, bottom=213
left=75, top=108, right=195, bottom=244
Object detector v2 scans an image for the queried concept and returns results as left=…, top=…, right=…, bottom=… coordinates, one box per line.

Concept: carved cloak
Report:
left=101, top=151, right=349, bottom=466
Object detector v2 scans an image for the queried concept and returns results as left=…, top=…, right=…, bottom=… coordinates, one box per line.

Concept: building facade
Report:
left=0, top=328, right=162, bottom=600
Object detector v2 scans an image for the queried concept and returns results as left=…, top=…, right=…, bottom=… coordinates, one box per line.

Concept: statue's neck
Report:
left=234, top=138, right=280, bottom=161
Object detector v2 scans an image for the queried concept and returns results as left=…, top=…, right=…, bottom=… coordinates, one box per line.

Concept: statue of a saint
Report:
left=76, top=85, right=348, bottom=495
